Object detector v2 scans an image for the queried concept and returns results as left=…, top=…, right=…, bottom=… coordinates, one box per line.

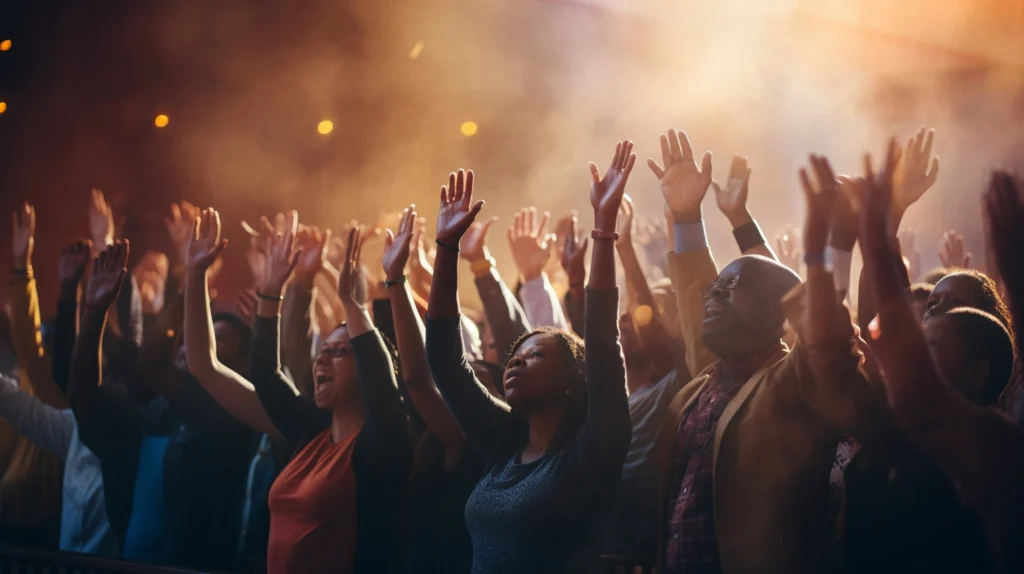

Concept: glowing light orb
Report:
left=154, top=114, right=169, bottom=128
left=317, top=120, right=334, bottom=135
left=460, top=121, right=478, bottom=137
left=0, top=40, right=11, bottom=52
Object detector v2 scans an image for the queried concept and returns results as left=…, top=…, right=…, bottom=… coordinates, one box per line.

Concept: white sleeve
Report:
left=0, top=375, right=74, bottom=459
left=520, top=273, right=569, bottom=330
left=828, top=248, right=854, bottom=300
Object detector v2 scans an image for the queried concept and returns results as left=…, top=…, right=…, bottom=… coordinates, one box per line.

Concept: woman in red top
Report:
left=182, top=210, right=411, bottom=574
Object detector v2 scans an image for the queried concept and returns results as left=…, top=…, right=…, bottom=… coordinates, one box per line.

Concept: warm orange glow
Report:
left=460, top=121, right=478, bottom=137
left=0, top=102, right=6, bottom=114
left=154, top=114, right=169, bottom=128
left=0, top=40, right=10, bottom=52
left=317, top=120, right=334, bottom=135
left=409, top=41, right=424, bottom=59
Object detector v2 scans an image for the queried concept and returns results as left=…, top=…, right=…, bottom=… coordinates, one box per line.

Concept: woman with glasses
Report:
left=182, top=209, right=410, bottom=574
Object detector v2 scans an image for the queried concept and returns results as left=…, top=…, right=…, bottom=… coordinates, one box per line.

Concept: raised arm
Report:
left=426, top=170, right=517, bottom=455
left=281, top=224, right=331, bottom=392
left=9, top=203, right=65, bottom=408
left=0, top=374, right=73, bottom=460
left=251, top=211, right=330, bottom=444
left=68, top=241, right=146, bottom=448
left=560, top=215, right=588, bottom=337
left=649, top=129, right=721, bottom=377
left=53, top=239, right=93, bottom=393
left=795, top=154, right=894, bottom=446
left=712, top=155, right=777, bottom=260
left=381, top=206, right=466, bottom=464
left=575, top=140, right=633, bottom=460
left=508, top=207, right=569, bottom=330
left=338, top=226, right=412, bottom=452
left=182, top=208, right=283, bottom=439
left=861, top=146, right=1024, bottom=572
left=616, top=195, right=679, bottom=379
left=462, top=216, right=532, bottom=363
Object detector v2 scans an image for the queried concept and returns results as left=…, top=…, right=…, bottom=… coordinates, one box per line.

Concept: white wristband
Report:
left=674, top=221, right=709, bottom=253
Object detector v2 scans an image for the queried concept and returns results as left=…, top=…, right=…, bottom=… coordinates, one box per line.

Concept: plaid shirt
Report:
left=664, top=346, right=784, bottom=573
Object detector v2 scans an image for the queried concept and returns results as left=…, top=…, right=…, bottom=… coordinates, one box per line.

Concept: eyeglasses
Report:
left=318, top=342, right=352, bottom=359
left=703, top=276, right=740, bottom=300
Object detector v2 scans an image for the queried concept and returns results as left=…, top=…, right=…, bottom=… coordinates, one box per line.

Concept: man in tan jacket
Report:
left=647, top=130, right=890, bottom=573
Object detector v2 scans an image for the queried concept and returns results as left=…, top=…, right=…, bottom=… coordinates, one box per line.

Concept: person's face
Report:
left=213, top=320, right=246, bottom=373
left=312, top=326, right=361, bottom=410
left=503, top=333, right=571, bottom=409
left=923, top=314, right=987, bottom=404
left=701, top=259, right=780, bottom=359
left=927, top=275, right=981, bottom=316
left=911, top=293, right=930, bottom=322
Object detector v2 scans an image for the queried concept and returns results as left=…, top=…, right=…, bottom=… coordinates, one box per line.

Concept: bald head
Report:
left=702, top=255, right=801, bottom=360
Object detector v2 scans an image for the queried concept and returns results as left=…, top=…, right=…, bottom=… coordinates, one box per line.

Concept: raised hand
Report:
left=185, top=208, right=229, bottom=279
left=938, top=230, right=971, bottom=269
left=775, top=227, right=802, bottom=274
left=712, top=156, right=753, bottom=226
left=508, top=208, right=556, bottom=282
left=436, top=169, right=485, bottom=248
left=591, top=139, right=636, bottom=231
left=560, top=215, right=589, bottom=287
left=852, top=138, right=902, bottom=257
left=85, top=240, right=130, bottom=311
left=259, top=210, right=300, bottom=298
left=893, top=128, right=939, bottom=214
left=11, top=202, right=35, bottom=269
left=338, top=226, right=368, bottom=310
left=647, top=129, right=712, bottom=223
left=293, top=224, right=331, bottom=288
left=799, top=154, right=839, bottom=258
left=983, top=171, right=1024, bottom=296
left=88, top=189, right=115, bottom=251
left=165, top=201, right=198, bottom=261
left=616, top=194, right=635, bottom=246
left=383, top=206, right=417, bottom=282
left=59, top=238, right=94, bottom=285
left=235, top=288, right=259, bottom=327
left=831, top=176, right=863, bottom=251
left=460, top=216, right=498, bottom=264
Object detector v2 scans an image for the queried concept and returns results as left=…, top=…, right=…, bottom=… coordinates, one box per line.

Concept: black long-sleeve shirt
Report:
left=425, top=287, right=631, bottom=574
left=249, top=315, right=412, bottom=574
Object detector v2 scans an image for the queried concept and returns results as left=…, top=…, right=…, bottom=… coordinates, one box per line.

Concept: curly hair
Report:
left=933, top=270, right=1011, bottom=333
left=507, top=327, right=588, bottom=447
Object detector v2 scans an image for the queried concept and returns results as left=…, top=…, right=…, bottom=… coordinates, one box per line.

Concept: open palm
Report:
left=59, top=239, right=94, bottom=284
left=294, top=225, right=330, bottom=284
left=185, top=208, right=228, bottom=275
left=435, top=169, right=484, bottom=246
left=508, top=208, right=555, bottom=281
left=647, top=129, right=712, bottom=220
left=11, top=202, right=35, bottom=267
left=382, top=206, right=417, bottom=281
left=894, top=128, right=939, bottom=212
left=86, top=240, right=129, bottom=310
left=712, top=156, right=752, bottom=217
left=590, top=140, right=636, bottom=226
left=460, top=217, right=497, bottom=263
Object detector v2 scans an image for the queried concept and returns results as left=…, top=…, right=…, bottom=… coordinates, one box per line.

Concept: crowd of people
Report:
left=0, top=127, right=1022, bottom=574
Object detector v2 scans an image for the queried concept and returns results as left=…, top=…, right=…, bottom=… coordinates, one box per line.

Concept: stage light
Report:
left=0, top=102, right=6, bottom=114
left=154, top=114, right=169, bottom=128
left=317, top=120, right=334, bottom=135
left=0, top=40, right=10, bottom=52
left=409, top=41, right=424, bottom=60
left=632, top=305, right=653, bottom=327
left=460, top=121, right=478, bottom=137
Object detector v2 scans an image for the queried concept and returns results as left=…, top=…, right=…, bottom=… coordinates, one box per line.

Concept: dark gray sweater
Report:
left=425, top=288, right=631, bottom=574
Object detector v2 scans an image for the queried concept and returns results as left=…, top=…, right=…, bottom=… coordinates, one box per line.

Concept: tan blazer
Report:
left=657, top=248, right=887, bottom=574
